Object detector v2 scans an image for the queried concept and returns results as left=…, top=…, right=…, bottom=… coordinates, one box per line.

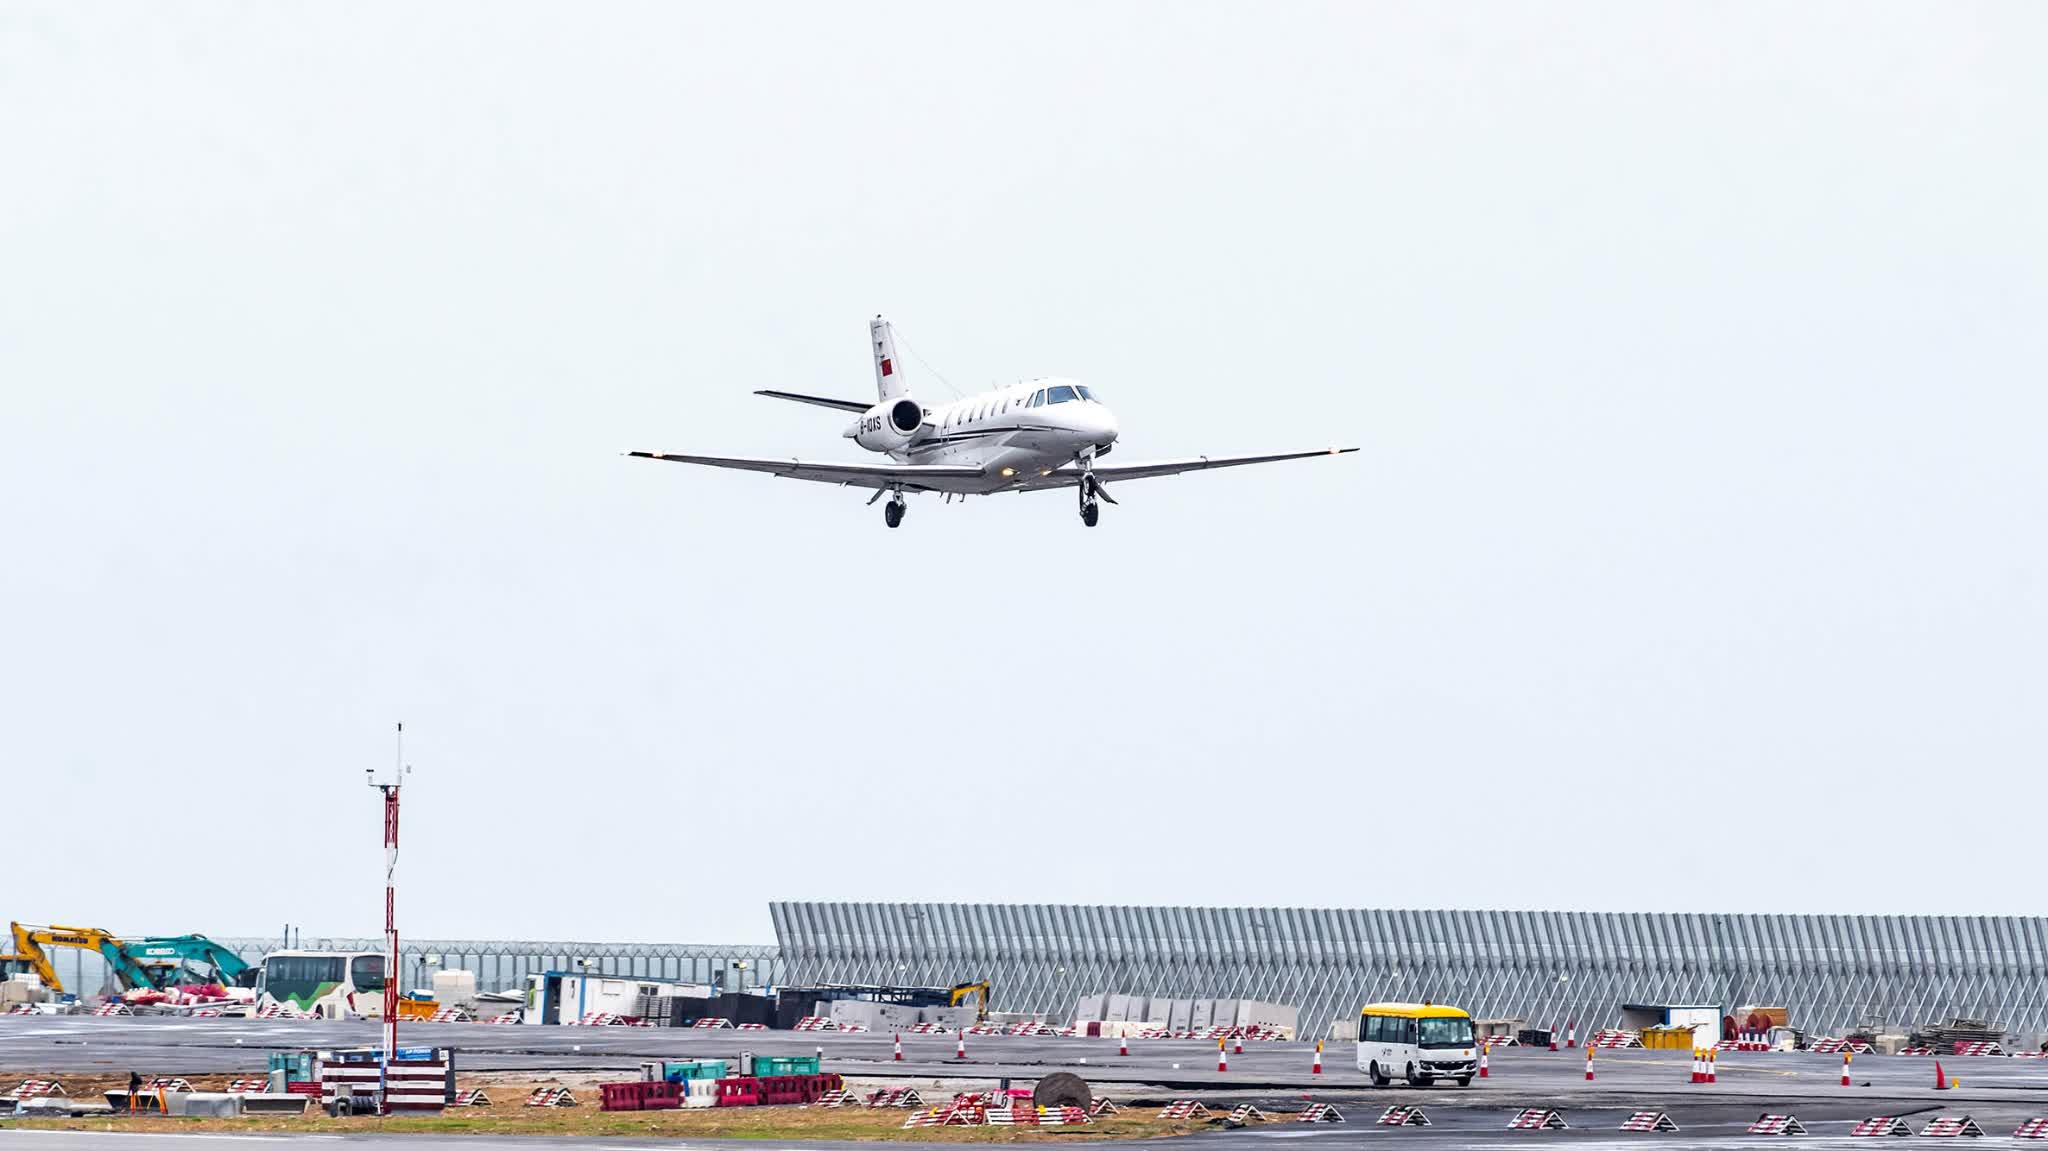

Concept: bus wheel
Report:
left=1369, top=1062, right=1389, bottom=1087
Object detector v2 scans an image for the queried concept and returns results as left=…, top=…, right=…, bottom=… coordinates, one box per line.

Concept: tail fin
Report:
left=871, top=315, right=909, bottom=401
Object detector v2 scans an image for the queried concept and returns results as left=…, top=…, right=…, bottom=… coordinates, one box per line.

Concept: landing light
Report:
left=1000, top=467, right=1015, bottom=477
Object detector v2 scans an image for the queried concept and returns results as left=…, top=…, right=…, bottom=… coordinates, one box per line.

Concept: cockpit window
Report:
left=1076, top=385, right=1099, bottom=402
left=1045, top=385, right=1078, bottom=405
left=1029, top=390, right=1045, bottom=407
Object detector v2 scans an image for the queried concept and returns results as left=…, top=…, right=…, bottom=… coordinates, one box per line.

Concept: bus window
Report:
left=1418, top=1015, right=1475, bottom=1048
left=350, top=954, right=386, bottom=993
left=261, top=955, right=345, bottom=1005
left=1364, top=1015, right=1381, bottom=1043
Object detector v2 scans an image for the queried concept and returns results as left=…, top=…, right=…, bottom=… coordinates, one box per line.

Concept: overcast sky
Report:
left=3, top=2, right=2042, bottom=946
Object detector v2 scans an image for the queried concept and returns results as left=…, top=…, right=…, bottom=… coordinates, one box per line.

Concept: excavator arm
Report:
left=2, top=923, right=63, bottom=993
left=948, top=980, right=991, bottom=1022
left=5, top=925, right=154, bottom=994
left=124, top=935, right=256, bottom=989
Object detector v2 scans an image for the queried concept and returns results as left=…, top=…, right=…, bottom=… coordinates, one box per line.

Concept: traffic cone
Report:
left=1217, top=1039, right=1228, bottom=1074
left=1312, top=1041, right=1323, bottom=1075
left=1234, top=1033, right=1244, bottom=1055
left=1841, top=1051, right=1851, bottom=1087
left=1934, top=1060, right=1946, bottom=1090
left=1690, top=1050, right=1702, bottom=1084
left=956, top=1033, right=966, bottom=1060
left=1480, top=1043, right=1490, bottom=1079
left=1549, top=1024, right=1560, bottom=1052
left=1119, top=1033, right=1129, bottom=1057
left=1585, top=1045, right=1595, bottom=1081
left=1567, top=1020, right=1578, bottom=1049
left=1707, top=1048, right=1717, bottom=1084
left=893, top=1034, right=903, bottom=1062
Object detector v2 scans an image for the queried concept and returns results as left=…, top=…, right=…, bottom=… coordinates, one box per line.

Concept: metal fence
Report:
left=53, top=937, right=783, bottom=999
left=771, top=902, right=2048, bottom=1044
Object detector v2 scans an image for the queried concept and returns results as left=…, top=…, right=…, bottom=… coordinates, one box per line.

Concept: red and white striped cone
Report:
left=1119, top=1033, right=1129, bottom=1057
left=1690, top=1050, right=1703, bottom=1084
left=1234, top=1034, right=1244, bottom=1055
left=1479, top=1044, right=1490, bottom=1079
left=1584, top=1045, right=1595, bottom=1082
left=1549, top=1024, right=1560, bottom=1052
left=893, top=1034, right=903, bottom=1062
left=1217, top=1040, right=1228, bottom=1073
left=956, top=1033, right=966, bottom=1061
left=1707, top=1048, right=1717, bottom=1084
left=1312, top=1041, right=1323, bottom=1075
left=1567, top=1020, right=1578, bottom=1049
left=1842, top=1051, right=1851, bottom=1087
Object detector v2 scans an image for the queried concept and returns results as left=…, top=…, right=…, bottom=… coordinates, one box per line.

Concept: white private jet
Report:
left=630, top=316, right=1356, bottom=527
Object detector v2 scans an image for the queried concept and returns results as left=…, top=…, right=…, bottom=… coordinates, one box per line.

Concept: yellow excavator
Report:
left=948, top=980, right=992, bottom=1021
left=0, top=924, right=153, bottom=995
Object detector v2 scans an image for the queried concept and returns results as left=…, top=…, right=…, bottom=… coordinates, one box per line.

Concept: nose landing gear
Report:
left=1077, top=462, right=1111, bottom=527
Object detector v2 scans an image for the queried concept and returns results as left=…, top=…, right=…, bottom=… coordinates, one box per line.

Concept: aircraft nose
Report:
left=1098, top=407, right=1120, bottom=444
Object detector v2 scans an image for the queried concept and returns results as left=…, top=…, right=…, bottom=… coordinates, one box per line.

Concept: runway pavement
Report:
left=3, top=1018, right=2045, bottom=1146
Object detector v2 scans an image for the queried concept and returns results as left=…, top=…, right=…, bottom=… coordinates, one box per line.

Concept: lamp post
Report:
left=365, top=724, right=410, bottom=1116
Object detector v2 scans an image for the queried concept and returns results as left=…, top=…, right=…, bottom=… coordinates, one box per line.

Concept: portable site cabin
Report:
left=1620, top=1004, right=1721, bottom=1049
left=523, top=972, right=713, bottom=1025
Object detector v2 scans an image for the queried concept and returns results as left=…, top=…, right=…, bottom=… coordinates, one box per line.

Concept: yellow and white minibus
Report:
left=1357, top=1002, right=1478, bottom=1086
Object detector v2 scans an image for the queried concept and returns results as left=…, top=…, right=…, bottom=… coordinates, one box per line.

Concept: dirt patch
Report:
left=3, top=1072, right=1211, bottom=1141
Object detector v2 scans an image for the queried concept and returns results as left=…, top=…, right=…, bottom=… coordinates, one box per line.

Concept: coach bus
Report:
left=254, top=949, right=387, bottom=1020
left=1357, top=1001, right=1478, bottom=1086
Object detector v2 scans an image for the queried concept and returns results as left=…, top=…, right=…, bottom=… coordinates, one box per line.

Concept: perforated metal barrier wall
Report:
left=771, top=902, right=2048, bottom=1043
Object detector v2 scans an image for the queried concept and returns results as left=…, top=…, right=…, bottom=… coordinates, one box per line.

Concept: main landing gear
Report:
left=883, top=494, right=906, bottom=529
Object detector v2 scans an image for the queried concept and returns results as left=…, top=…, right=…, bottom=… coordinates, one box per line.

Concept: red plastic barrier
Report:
left=643, top=1081, right=681, bottom=1110
left=715, top=1077, right=762, bottom=1108
left=600, top=1082, right=647, bottom=1112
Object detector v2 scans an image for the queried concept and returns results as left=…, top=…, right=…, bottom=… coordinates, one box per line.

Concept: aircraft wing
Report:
left=1009, top=447, right=1358, bottom=490
left=628, top=450, right=984, bottom=491
left=753, top=390, right=873, bottom=413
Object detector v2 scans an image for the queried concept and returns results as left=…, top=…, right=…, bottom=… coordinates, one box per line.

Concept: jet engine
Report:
left=847, top=396, right=927, bottom=451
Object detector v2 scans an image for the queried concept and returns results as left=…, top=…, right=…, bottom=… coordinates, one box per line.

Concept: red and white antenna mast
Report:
left=367, top=722, right=410, bottom=1116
